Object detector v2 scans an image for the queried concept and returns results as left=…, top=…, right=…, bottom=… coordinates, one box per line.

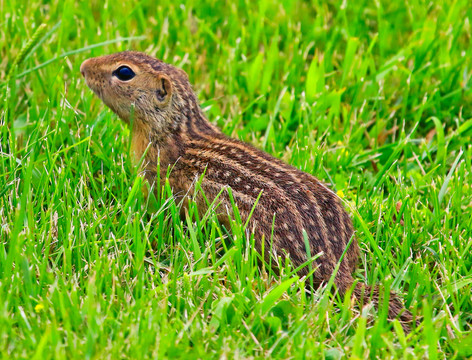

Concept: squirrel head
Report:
left=81, top=51, right=196, bottom=138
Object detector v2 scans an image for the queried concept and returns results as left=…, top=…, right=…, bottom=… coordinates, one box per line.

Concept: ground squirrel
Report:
left=80, top=51, right=413, bottom=329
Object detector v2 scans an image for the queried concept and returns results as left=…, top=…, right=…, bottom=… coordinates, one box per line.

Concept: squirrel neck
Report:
left=132, top=95, right=222, bottom=174
left=173, top=89, right=222, bottom=141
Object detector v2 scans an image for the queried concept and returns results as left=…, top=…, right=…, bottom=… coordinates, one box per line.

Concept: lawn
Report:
left=1, top=0, right=472, bottom=358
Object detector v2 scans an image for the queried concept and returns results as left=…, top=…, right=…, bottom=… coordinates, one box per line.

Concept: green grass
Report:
left=1, top=0, right=472, bottom=358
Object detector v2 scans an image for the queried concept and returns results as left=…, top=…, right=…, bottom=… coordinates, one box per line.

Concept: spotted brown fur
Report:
left=80, top=51, right=414, bottom=330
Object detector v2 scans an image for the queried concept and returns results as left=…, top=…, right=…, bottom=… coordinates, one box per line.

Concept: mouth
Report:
left=80, top=59, right=90, bottom=78
left=80, top=68, right=100, bottom=97
left=81, top=76, right=97, bottom=97
left=80, top=59, right=95, bottom=92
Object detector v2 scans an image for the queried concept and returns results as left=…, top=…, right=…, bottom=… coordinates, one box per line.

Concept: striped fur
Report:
left=81, top=51, right=413, bottom=330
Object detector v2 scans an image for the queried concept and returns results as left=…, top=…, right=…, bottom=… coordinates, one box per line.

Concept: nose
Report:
left=80, top=59, right=91, bottom=77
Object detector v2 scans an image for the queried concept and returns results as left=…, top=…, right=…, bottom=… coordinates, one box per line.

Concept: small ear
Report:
left=155, top=75, right=172, bottom=106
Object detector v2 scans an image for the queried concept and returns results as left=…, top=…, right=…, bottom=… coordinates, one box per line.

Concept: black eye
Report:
left=113, top=66, right=135, bottom=81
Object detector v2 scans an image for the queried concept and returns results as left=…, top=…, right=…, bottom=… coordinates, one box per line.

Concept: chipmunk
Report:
left=80, top=51, right=413, bottom=329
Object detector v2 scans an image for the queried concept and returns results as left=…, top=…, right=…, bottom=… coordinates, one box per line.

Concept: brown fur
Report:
left=81, top=51, right=414, bottom=330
